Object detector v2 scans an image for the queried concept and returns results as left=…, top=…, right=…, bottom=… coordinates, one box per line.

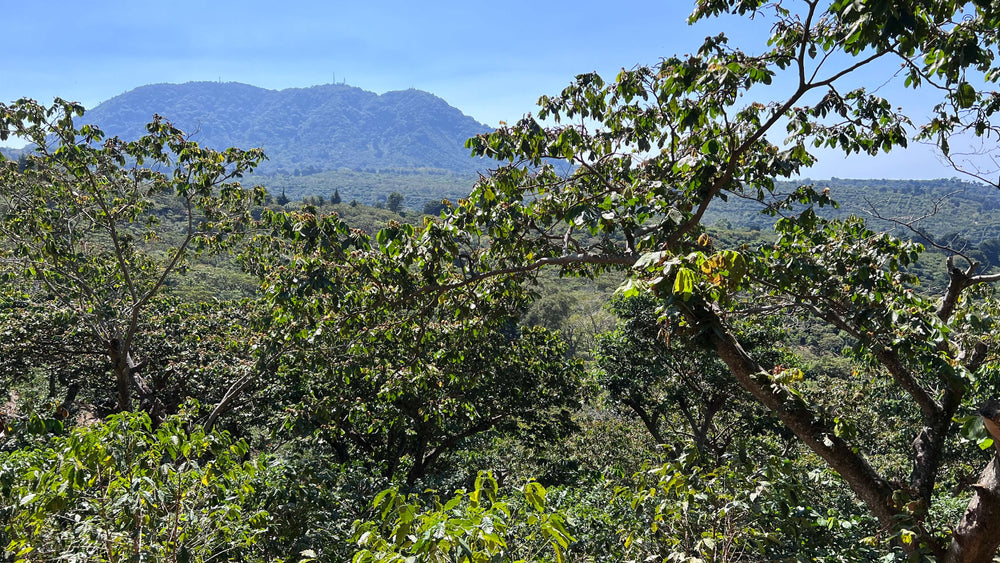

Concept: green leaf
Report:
left=956, top=82, right=977, bottom=109
left=673, top=267, right=696, bottom=300
left=633, top=250, right=668, bottom=271
left=524, top=480, right=546, bottom=511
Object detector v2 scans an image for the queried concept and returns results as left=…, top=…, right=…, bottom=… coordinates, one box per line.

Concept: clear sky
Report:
left=0, top=0, right=981, bottom=180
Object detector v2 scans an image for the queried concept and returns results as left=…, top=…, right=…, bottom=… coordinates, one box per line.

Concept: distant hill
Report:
left=704, top=176, right=1000, bottom=247
left=78, top=82, right=493, bottom=175
left=0, top=147, right=26, bottom=161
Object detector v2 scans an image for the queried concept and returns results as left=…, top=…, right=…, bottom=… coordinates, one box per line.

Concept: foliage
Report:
left=351, top=471, right=574, bottom=563
left=127, top=298, right=267, bottom=430
left=446, top=1, right=1000, bottom=559
left=258, top=167, right=476, bottom=213
left=272, top=197, right=420, bottom=235
left=615, top=450, right=883, bottom=562
left=6, top=1, right=1000, bottom=560
left=250, top=455, right=390, bottom=562
left=595, top=293, right=786, bottom=459
left=276, top=188, right=291, bottom=206
left=274, top=309, right=585, bottom=485
left=519, top=270, right=619, bottom=360
left=0, top=98, right=265, bottom=413
left=423, top=199, right=449, bottom=217
left=1, top=292, right=264, bottom=428
left=0, top=408, right=268, bottom=562
left=702, top=178, right=1000, bottom=248
left=386, top=191, right=405, bottom=213
left=0, top=281, right=103, bottom=411
left=241, top=208, right=587, bottom=485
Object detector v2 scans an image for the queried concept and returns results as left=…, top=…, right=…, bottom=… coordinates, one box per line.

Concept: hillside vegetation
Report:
left=253, top=168, right=477, bottom=212
left=78, top=82, right=494, bottom=175
left=705, top=177, right=1000, bottom=250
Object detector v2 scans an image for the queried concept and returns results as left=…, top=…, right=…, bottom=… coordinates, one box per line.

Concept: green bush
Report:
left=1, top=407, right=268, bottom=562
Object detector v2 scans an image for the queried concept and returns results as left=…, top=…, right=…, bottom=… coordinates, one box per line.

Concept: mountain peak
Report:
left=80, top=82, right=492, bottom=175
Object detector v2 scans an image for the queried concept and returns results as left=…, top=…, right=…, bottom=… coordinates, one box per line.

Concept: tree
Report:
left=0, top=294, right=110, bottom=422
left=0, top=98, right=265, bottom=414
left=242, top=210, right=587, bottom=485
left=275, top=188, right=291, bottom=206
left=386, top=191, right=404, bottom=213
left=392, top=1, right=1000, bottom=559
left=594, top=293, right=784, bottom=459
left=294, top=321, right=584, bottom=485
left=331, top=188, right=342, bottom=205
left=422, top=199, right=447, bottom=217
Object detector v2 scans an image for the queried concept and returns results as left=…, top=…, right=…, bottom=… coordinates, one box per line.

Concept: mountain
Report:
left=78, top=82, right=493, bottom=175
left=0, top=147, right=26, bottom=161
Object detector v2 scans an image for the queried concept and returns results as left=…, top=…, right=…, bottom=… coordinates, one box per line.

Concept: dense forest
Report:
left=4, top=2, right=1000, bottom=562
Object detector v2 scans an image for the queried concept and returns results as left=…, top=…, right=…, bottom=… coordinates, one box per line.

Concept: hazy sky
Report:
left=0, top=1, right=983, bottom=179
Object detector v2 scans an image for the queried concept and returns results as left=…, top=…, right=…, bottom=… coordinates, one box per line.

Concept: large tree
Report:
left=242, top=209, right=587, bottom=485
left=0, top=99, right=266, bottom=414
left=380, top=1, right=1000, bottom=559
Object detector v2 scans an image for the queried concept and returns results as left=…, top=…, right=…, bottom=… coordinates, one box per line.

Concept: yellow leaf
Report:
left=900, top=529, right=915, bottom=545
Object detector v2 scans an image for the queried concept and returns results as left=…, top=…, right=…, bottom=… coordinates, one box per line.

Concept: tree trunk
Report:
left=111, top=350, right=132, bottom=412
left=946, top=412, right=1000, bottom=561
left=624, top=398, right=666, bottom=445
left=692, top=302, right=900, bottom=531
left=108, top=339, right=147, bottom=413
left=60, top=382, right=80, bottom=412
left=944, top=457, right=1000, bottom=562
left=204, top=373, right=254, bottom=431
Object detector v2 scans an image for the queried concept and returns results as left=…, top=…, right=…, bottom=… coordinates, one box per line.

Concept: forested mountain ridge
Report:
left=704, top=176, right=1000, bottom=248
left=76, top=81, right=493, bottom=175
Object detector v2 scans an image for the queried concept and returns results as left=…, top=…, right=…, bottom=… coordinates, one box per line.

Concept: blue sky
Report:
left=0, top=0, right=979, bottom=179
